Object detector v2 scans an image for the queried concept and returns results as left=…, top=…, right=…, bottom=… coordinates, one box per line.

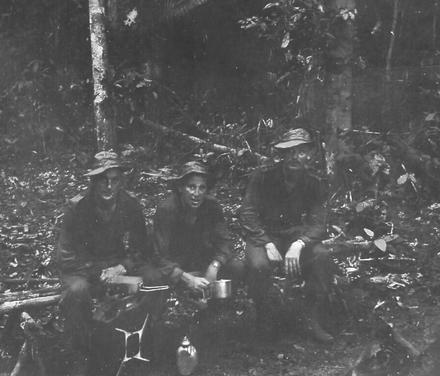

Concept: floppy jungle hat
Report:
left=84, top=151, right=124, bottom=177
left=172, top=161, right=209, bottom=181
left=273, top=128, right=312, bottom=149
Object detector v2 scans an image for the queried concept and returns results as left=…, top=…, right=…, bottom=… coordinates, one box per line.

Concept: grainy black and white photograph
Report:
left=1, top=0, right=440, bottom=375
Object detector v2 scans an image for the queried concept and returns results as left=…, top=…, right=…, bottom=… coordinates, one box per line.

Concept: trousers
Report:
left=60, top=263, right=164, bottom=356
left=244, top=239, right=337, bottom=309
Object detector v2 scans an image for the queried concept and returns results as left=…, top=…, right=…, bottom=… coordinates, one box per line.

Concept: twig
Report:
left=349, top=129, right=382, bottom=135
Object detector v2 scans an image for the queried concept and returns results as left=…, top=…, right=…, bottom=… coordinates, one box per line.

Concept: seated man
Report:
left=57, top=151, right=154, bottom=368
left=152, top=161, right=239, bottom=296
left=239, top=128, right=338, bottom=343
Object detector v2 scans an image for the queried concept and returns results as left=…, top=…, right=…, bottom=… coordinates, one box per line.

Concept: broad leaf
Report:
left=397, top=174, right=408, bottom=185
left=374, top=238, right=387, bottom=252
left=363, top=228, right=374, bottom=238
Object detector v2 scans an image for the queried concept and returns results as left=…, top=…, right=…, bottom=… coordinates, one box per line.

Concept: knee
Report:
left=245, top=243, right=271, bottom=273
left=224, top=257, right=246, bottom=280
left=310, top=244, right=332, bottom=263
left=138, top=264, right=165, bottom=285
left=64, top=276, right=90, bottom=296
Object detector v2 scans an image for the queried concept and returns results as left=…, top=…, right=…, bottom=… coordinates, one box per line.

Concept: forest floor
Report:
left=0, top=149, right=440, bottom=376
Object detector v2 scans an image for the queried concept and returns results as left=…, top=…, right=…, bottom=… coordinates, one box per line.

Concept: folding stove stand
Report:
left=113, top=285, right=169, bottom=376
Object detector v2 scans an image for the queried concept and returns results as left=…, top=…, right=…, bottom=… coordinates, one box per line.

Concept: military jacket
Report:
left=239, top=163, right=328, bottom=248
left=57, top=189, right=149, bottom=278
left=152, top=192, right=232, bottom=282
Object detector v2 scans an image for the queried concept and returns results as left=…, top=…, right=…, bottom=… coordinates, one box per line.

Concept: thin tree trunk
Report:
left=324, top=0, right=356, bottom=187
left=382, top=0, right=400, bottom=129
left=385, top=0, right=400, bottom=82
left=434, top=1, right=439, bottom=50
left=89, top=0, right=116, bottom=151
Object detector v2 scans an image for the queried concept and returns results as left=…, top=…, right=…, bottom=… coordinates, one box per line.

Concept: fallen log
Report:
left=1, top=278, right=60, bottom=285
left=0, top=287, right=61, bottom=304
left=144, top=119, right=268, bottom=161
left=0, top=295, right=61, bottom=315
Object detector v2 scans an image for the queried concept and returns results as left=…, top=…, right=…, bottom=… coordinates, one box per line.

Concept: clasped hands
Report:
left=265, top=240, right=305, bottom=278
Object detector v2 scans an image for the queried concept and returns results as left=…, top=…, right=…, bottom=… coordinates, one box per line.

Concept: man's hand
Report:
left=285, top=240, right=305, bottom=278
left=100, top=264, right=127, bottom=283
left=205, top=260, right=221, bottom=283
left=181, top=272, right=210, bottom=292
left=265, top=242, right=283, bottom=262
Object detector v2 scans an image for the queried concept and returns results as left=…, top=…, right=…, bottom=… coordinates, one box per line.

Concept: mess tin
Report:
left=208, top=279, right=232, bottom=299
left=107, top=275, right=169, bottom=294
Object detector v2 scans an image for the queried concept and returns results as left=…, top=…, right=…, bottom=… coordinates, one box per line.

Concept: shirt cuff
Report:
left=170, top=267, right=184, bottom=283
left=298, top=236, right=311, bottom=246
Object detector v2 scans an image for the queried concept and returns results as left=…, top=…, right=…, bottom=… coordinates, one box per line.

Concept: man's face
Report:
left=94, top=168, right=123, bottom=203
left=179, top=174, right=208, bottom=209
left=282, top=143, right=316, bottom=176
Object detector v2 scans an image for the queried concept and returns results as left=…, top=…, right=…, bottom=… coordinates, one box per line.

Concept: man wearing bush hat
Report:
left=152, top=160, right=242, bottom=293
left=239, top=128, right=337, bottom=343
left=57, top=151, right=152, bottom=368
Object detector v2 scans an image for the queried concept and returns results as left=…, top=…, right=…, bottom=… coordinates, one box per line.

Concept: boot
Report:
left=305, top=299, right=334, bottom=343
left=307, top=315, right=334, bottom=343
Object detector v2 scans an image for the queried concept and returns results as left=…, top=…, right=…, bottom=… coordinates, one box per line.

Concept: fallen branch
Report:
left=0, top=287, right=61, bottom=304
left=0, top=295, right=61, bottom=315
left=144, top=119, right=268, bottom=161
left=1, top=278, right=60, bottom=285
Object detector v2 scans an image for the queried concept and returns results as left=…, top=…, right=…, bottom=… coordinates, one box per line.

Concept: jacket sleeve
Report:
left=298, top=177, right=328, bottom=245
left=152, top=203, right=183, bottom=283
left=57, top=203, right=88, bottom=277
left=239, top=171, right=271, bottom=246
left=123, top=199, right=151, bottom=273
left=210, top=202, right=233, bottom=266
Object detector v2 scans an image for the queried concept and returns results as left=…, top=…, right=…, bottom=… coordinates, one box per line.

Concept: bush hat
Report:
left=172, top=161, right=209, bottom=181
left=273, top=128, right=312, bottom=149
left=84, top=151, right=123, bottom=177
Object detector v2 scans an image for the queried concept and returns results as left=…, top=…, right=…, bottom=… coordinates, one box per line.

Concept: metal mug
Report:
left=209, top=279, right=232, bottom=299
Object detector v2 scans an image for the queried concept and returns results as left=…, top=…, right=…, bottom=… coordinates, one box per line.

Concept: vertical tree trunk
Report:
left=89, top=0, right=116, bottom=151
left=434, top=1, right=439, bottom=50
left=382, top=0, right=400, bottom=129
left=324, top=0, right=356, bottom=186
left=385, top=0, right=400, bottom=82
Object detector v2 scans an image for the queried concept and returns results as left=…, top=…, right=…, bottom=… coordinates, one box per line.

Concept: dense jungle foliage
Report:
left=1, top=1, right=440, bottom=375
left=0, top=0, right=439, bottom=203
